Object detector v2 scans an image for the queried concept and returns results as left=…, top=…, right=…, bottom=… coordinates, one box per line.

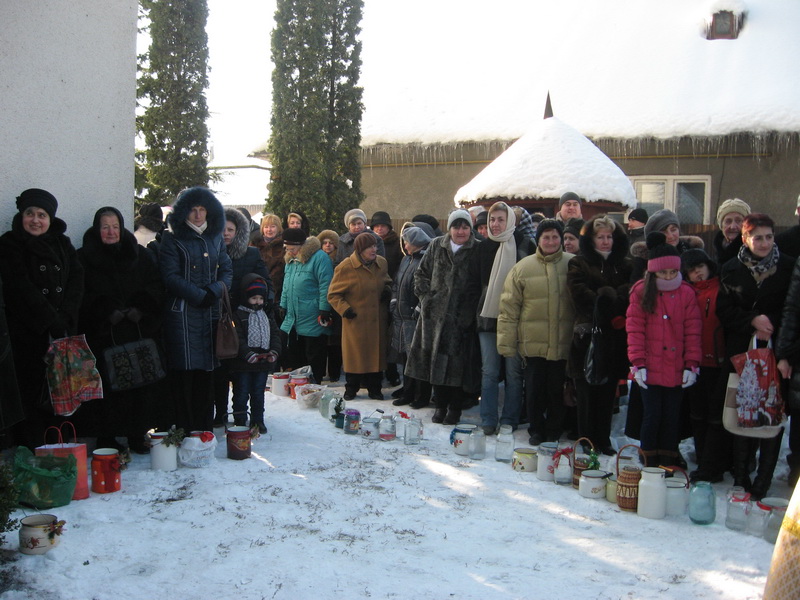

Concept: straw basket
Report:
left=572, top=436, right=596, bottom=489
left=616, top=444, right=647, bottom=512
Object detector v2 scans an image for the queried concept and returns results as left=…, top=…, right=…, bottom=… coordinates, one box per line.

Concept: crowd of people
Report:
left=1, top=186, right=800, bottom=501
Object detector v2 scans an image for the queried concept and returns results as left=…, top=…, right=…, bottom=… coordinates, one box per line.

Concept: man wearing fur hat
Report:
left=556, top=191, right=583, bottom=223
left=160, top=187, right=233, bottom=432
left=335, top=208, right=385, bottom=266
left=713, top=198, right=751, bottom=265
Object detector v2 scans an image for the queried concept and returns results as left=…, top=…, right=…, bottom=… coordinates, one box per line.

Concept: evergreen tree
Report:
left=138, top=0, right=211, bottom=205
left=268, top=0, right=364, bottom=231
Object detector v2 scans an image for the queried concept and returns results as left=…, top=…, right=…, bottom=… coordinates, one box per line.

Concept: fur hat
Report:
left=370, top=211, right=392, bottom=229
left=681, top=248, right=717, bottom=276
left=354, top=231, right=378, bottom=255
left=402, top=226, right=431, bottom=248
left=559, top=191, right=581, bottom=208
left=535, top=219, right=563, bottom=244
left=474, top=212, right=488, bottom=228
left=244, top=277, right=268, bottom=300
left=411, top=214, right=443, bottom=237
left=316, top=229, right=340, bottom=247
left=646, top=231, right=681, bottom=272
left=628, top=208, right=649, bottom=224
left=282, top=227, right=307, bottom=246
left=344, top=208, right=367, bottom=228
left=645, top=209, right=680, bottom=237
left=135, top=202, right=165, bottom=233
left=447, top=209, right=472, bottom=230
left=716, top=198, right=751, bottom=228
left=17, top=188, right=58, bottom=218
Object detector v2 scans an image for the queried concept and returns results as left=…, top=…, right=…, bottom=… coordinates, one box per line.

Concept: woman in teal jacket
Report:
left=279, top=228, right=333, bottom=384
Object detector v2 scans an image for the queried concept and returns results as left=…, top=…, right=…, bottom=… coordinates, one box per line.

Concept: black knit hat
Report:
left=563, top=218, right=585, bottom=239
left=370, top=211, right=392, bottom=229
left=681, top=248, right=717, bottom=276
left=17, top=188, right=58, bottom=218
left=282, top=227, right=307, bottom=246
left=245, top=277, right=268, bottom=300
left=535, top=219, right=563, bottom=244
left=628, top=208, right=649, bottom=224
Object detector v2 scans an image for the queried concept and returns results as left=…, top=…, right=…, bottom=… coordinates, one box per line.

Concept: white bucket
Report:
left=150, top=433, right=178, bottom=471
left=272, top=373, right=290, bottom=397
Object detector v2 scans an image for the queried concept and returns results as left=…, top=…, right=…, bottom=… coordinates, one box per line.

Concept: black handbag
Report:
left=102, top=325, right=166, bottom=392
left=584, top=299, right=609, bottom=386
left=216, top=286, right=239, bottom=359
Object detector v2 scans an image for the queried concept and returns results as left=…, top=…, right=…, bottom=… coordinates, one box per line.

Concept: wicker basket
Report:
left=616, top=444, right=647, bottom=512
left=572, top=436, right=596, bottom=489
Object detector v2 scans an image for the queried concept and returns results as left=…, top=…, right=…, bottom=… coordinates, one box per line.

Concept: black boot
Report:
left=431, top=408, right=447, bottom=424
left=443, top=409, right=462, bottom=425
left=732, top=436, right=754, bottom=492
left=751, top=431, right=783, bottom=501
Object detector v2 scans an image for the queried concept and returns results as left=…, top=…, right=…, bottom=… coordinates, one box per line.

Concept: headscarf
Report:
left=481, top=202, right=517, bottom=319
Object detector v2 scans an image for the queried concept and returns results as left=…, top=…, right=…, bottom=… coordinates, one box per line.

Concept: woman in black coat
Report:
left=77, top=207, right=165, bottom=452
left=718, top=213, right=794, bottom=499
left=566, top=215, right=633, bottom=455
left=0, top=189, right=84, bottom=449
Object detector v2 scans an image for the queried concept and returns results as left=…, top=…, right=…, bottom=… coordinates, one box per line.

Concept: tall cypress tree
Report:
left=268, top=0, right=364, bottom=231
left=138, top=0, right=210, bottom=205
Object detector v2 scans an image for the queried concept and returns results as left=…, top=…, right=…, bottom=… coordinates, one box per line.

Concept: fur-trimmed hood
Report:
left=284, top=235, right=321, bottom=264
left=224, top=207, right=250, bottom=260
left=167, top=187, right=225, bottom=239
left=577, top=216, right=630, bottom=265
left=630, top=234, right=704, bottom=261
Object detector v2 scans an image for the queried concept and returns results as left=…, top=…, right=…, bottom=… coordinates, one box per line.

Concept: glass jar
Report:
left=468, top=428, right=486, bottom=460
left=343, top=409, right=360, bottom=434
left=495, top=425, right=514, bottom=463
left=746, top=501, right=771, bottom=538
left=379, top=415, right=396, bottom=441
left=689, top=481, right=716, bottom=525
left=764, top=501, right=789, bottom=544
left=404, top=417, right=422, bottom=445
left=725, top=490, right=751, bottom=531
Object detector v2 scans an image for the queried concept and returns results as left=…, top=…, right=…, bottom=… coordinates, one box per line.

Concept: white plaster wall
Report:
left=0, top=1, right=137, bottom=245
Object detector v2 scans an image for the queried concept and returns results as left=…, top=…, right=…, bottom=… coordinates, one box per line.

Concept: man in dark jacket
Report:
left=775, top=194, right=800, bottom=260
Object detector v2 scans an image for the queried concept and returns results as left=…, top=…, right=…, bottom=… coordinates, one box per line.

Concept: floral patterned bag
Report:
left=43, top=334, right=103, bottom=416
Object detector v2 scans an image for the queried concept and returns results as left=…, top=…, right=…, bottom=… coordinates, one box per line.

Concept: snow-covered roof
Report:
left=454, top=117, right=637, bottom=208
left=359, top=0, right=800, bottom=146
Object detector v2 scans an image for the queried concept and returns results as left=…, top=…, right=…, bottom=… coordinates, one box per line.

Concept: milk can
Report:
left=536, top=442, right=558, bottom=481
left=637, top=467, right=667, bottom=519
left=579, top=470, right=607, bottom=499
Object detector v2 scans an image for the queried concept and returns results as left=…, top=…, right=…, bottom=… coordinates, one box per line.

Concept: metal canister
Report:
left=343, top=409, right=361, bottom=434
left=361, top=417, right=380, bottom=440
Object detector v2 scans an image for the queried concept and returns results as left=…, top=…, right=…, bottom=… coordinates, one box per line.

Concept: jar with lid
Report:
left=764, top=498, right=789, bottom=544
left=343, top=409, right=361, bottom=434
left=404, top=417, right=422, bottom=445
left=725, top=489, right=751, bottom=531
left=494, top=425, right=514, bottom=463
left=379, top=415, right=396, bottom=441
left=745, top=501, right=771, bottom=537
left=689, top=481, right=716, bottom=525
left=468, top=428, right=486, bottom=460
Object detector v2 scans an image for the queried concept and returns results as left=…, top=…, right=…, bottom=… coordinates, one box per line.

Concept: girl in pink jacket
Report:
left=627, top=232, right=702, bottom=466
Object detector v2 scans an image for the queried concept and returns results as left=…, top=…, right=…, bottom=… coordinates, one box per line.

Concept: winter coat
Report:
left=334, top=230, right=385, bottom=267
left=381, top=228, right=403, bottom=279
left=159, top=188, right=233, bottom=371
left=253, top=235, right=285, bottom=305
left=224, top=208, right=272, bottom=307
left=626, top=279, right=702, bottom=388
left=627, top=227, right=645, bottom=249
left=717, top=252, right=794, bottom=359
left=77, top=220, right=165, bottom=384
left=776, top=225, right=800, bottom=263
left=630, top=235, right=704, bottom=282
left=390, top=249, right=424, bottom=359
left=567, top=224, right=633, bottom=379
left=405, top=233, right=481, bottom=389
left=280, top=236, right=333, bottom=338
left=0, top=272, right=23, bottom=430
left=497, top=247, right=575, bottom=360
left=227, top=275, right=283, bottom=373
left=711, top=230, right=744, bottom=267
left=0, top=213, right=84, bottom=415
left=777, top=258, right=800, bottom=413
left=328, top=253, right=391, bottom=373
left=688, top=277, right=726, bottom=368
left=468, top=230, right=536, bottom=333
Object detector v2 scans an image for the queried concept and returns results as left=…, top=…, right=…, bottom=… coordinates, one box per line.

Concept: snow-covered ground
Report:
left=1, top=383, right=791, bottom=600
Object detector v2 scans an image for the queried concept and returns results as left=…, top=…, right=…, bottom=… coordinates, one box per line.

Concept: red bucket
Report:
left=226, top=426, right=252, bottom=460
left=91, top=448, right=121, bottom=493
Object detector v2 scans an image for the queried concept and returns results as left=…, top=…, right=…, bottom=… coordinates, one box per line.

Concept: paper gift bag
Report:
left=35, top=422, right=89, bottom=500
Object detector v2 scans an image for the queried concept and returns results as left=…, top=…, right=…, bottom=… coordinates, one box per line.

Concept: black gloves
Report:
left=343, top=308, right=357, bottom=319
left=380, top=288, right=392, bottom=303
left=198, top=287, right=217, bottom=308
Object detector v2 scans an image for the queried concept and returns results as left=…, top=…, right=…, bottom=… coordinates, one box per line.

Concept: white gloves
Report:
left=682, top=369, right=698, bottom=388
left=634, top=368, right=648, bottom=389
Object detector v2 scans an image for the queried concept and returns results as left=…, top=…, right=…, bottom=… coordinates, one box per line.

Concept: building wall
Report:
left=0, top=1, right=138, bottom=243
left=361, top=135, right=800, bottom=226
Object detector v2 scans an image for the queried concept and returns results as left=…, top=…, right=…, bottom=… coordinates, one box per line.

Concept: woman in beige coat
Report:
left=328, top=232, right=392, bottom=400
left=498, top=219, right=575, bottom=444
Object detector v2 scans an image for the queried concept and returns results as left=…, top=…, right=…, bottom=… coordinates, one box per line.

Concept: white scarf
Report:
left=480, top=204, right=517, bottom=319
left=186, top=220, right=208, bottom=235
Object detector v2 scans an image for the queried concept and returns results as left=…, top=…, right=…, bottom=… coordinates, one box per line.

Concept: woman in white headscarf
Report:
left=468, top=202, right=535, bottom=434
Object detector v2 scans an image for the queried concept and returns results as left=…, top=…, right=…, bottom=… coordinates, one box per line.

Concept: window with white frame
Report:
left=629, top=175, right=712, bottom=225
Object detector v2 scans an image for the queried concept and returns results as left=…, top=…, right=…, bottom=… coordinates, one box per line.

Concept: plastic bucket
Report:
left=272, top=373, right=290, bottom=397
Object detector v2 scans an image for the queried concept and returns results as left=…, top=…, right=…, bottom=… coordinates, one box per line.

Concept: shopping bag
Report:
left=102, top=325, right=166, bottom=391
left=216, top=286, right=239, bottom=359
left=35, top=422, right=88, bottom=500
left=14, top=446, right=77, bottom=510
left=43, top=334, right=103, bottom=416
